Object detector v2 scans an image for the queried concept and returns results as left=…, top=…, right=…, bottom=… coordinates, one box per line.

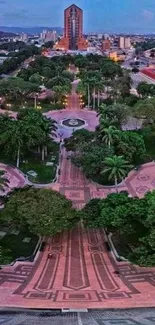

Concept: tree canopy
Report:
left=1, top=187, right=79, bottom=236
left=82, top=191, right=155, bottom=266
left=0, top=109, right=57, bottom=167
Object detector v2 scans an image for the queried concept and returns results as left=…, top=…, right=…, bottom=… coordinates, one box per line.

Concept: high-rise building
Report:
left=40, top=30, right=47, bottom=40
left=119, top=36, right=131, bottom=49
left=97, top=33, right=103, bottom=40
left=104, top=33, right=109, bottom=40
left=119, top=36, right=125, bottom=49
left=102, top=39, right=111, bottom=52
left=40, top=30, right=57, bottom=42
left=45, top=31, right=57, bottom=43
left=124, top=37, right=131, bottom=49
left=56, top=4, right=88, bottom=51
left=20, top=33, right=28, bottom=42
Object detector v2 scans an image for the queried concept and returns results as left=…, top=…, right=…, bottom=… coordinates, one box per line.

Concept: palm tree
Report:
left=89, top=77, right=98, bottom=110
left=95, top=80, right=104, bottom=108
left=88, top=77, right=103, bottom=110
left=81, top=77, right=91, bottom=109
left=82, top=73, right=102, bottom=110
left=40, top=117, right=57, bottom=161
left=101, top=126, right=119, bottom=148
left=98, top=103, right=129, bottom=129
left=0, top=119, right=23, bottom=168
left=101, top=155, right=132, bottom=192
left=0, top=170, right=9, bottom=191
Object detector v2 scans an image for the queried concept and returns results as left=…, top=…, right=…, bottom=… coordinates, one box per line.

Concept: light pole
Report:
left=79, top=95, right=84, bottom=109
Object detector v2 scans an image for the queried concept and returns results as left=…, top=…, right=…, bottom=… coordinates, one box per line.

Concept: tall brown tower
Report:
left=64, top=4, right=83, bottom=50
left=56, top=4, right=88, bottom=51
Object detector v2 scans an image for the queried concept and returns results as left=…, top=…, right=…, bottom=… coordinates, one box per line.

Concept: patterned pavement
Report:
left=1, top=89, right=155, bottom=309
left=1, top=219, right=155, bottom=309
left=65, top=80, right=81, bottom=111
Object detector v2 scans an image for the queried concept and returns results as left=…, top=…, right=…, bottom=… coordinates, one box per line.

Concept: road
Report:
left=1, top=309, right=155, bottom=325
left=122, top=56, right=149, bottom=70
left=122, top=55, right=155, bottom=87
left=131, top=71, right=155, bottom=87
left=9, top=56, right=35, bottom=77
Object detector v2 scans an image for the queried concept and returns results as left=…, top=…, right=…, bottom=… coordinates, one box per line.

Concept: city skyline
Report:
left=0, top=0, right=155, bottom=33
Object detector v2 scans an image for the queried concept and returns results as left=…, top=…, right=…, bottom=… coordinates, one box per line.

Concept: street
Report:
left=131, top=71, right=155, bottom=88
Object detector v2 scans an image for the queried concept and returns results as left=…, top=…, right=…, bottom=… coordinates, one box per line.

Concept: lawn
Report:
left=0, top=229, right=39, bottom=264
left=0, top=142, right=60, bottom=184
left=143, top=137, right=155, bottom=161
left=21, top=158, right=57, bottom=183
left=138, top=128, right=155, bottom=162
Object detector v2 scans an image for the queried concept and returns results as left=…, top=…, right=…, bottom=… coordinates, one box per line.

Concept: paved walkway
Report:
left=1, top=86, right=155, bottom=309
left=1, top=221, right=155, bottom=309
left=66, top=80, right=81, bottom=111
left=0, top=163, right=26, bottom=196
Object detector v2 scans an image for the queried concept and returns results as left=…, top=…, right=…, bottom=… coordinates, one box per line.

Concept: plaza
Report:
left=1, top=84, right=155, bottom=310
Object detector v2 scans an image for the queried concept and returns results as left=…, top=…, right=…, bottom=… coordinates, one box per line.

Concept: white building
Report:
left=40, top=30, right=57, bottom=43
left=97, top=33, right=103, bottom=40
left=119, top=36, right=131, bottom=49
left=45, top=31, right=57, bottom=43
left=40, top=30, right=47, bottom=40
left=104, top=33, right=109, bottom=40
left=20, top=33, right=28, bottom=42
left=124, top=37, right=131, bottom=49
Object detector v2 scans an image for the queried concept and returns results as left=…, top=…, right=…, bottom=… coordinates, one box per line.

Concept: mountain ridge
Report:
left=0, top=26, right=63, bottom=35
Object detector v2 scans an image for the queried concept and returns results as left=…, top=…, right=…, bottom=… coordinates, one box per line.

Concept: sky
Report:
left=0, top=0, right=155, bottom=33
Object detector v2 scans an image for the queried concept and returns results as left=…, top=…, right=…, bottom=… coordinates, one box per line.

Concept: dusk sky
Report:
left=0, top=0, right=155, bottom=32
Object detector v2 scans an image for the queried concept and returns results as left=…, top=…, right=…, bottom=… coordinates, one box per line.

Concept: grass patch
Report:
left=0, top=142, right=60, bottom=184
left=0, top=229, right=39, bottom=263
left=143, top=137, right=155, bottom=161
left=21, top=159, right=57, bottom=184
left=138, top=128, right=155, bottom=162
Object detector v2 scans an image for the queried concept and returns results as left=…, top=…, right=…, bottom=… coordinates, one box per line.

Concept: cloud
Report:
left=142, top=9, right=154, bottom=21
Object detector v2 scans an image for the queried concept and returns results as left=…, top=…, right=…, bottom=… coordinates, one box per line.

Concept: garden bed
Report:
left=110, top=233, right=132, bottom=259
left=0, top=229, right=39, bottom=264
left=110, top=222, right=147, bottom=260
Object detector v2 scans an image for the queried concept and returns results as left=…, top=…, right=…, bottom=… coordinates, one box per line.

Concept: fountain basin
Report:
left=61, top=117, right=86, bottom=129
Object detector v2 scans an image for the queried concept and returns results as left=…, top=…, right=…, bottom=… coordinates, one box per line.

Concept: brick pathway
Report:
left=66, top=81, right=81, bottom=111
left=1, top=90, right=155, bottom=309
left=1, top=224, right=155, bottom=309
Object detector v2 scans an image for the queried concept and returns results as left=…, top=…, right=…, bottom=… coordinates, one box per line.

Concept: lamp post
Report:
left=79, top=94, right=84, bottom=109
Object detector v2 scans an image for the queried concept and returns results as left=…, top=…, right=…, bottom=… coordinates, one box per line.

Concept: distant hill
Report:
left=0, top=30, right=17, bottom=38
left=0, top=26, right=63, bottom=35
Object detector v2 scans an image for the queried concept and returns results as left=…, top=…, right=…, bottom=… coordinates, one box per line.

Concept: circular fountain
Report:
left=61, top=117, right=86, bottom=129
left=68, top=119, right=79, bottom=126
